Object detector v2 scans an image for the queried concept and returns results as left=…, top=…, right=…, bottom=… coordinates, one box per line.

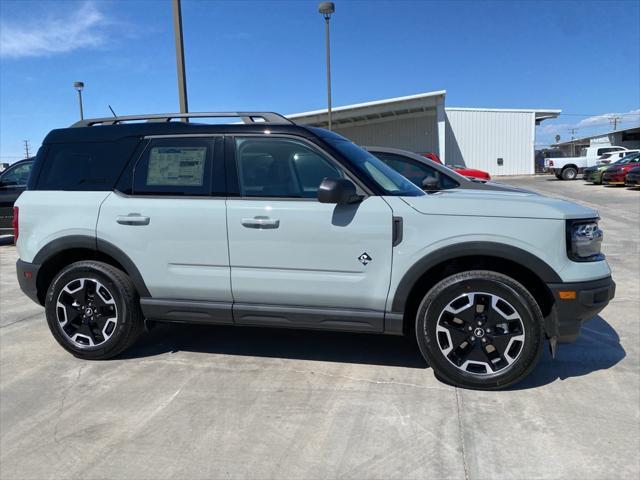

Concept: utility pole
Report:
left=608, top=116, right=622, bottom=131
left=23, top=140, right=31, bottom=159
left=569, top=128, right=578, bottom=140
left=318, top=2, right=335, bottom=130
left=172, top=0, right=189, bottom=118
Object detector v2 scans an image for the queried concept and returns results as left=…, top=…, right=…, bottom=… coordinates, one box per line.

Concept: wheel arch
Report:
left=390, top=242, right=559, bottom=336
left=33, top=235, right=150, bottom=304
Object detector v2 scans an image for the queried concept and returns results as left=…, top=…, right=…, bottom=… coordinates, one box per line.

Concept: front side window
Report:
left=0, top=161, right=33, bottom=186
left=235, top=137, right=343, bottom=198
left=133, top=138, right=213, bottom=195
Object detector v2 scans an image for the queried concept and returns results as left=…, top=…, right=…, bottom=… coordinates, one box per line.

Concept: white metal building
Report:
left=289, top=91, right=560, bottom=176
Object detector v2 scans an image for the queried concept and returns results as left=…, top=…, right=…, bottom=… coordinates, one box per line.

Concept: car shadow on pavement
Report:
left=121, top=322, right=429, bottom=369
left=510, top=315, right=625, bottom=390
left=121, top=315, right=625, bottom=387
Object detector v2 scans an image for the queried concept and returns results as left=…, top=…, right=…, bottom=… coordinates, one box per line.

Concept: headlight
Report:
left=566, top=219, right=604, bottom=262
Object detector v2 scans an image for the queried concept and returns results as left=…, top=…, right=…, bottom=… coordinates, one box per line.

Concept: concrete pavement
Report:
left=1, top=176, right=638, bottom=479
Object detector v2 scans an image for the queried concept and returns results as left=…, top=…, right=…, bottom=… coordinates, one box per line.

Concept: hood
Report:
left=402, top=188, right=598, bottom=220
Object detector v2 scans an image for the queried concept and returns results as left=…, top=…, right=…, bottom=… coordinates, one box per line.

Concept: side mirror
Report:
left=421, top=176, right=439, bottom=191
left=317, top=178, right=362, bottom=204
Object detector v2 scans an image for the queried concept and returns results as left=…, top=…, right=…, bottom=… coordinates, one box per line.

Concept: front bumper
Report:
left=16, top=259, right=42, bottom=305
left=602, top=172, right=626, bottom=185
left=544, top=276, right=615, bottom=343
left=584, top=171, right=602, bottom=183
left=625, top=173, right=640, bottom=186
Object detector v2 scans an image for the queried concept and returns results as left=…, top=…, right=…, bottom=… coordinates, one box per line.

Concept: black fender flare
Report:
left=33, top=235, right=151, bottom=297
left=390, top=241, right=562, bottom=313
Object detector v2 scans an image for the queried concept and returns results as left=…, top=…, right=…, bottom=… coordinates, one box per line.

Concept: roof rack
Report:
left=70, top=112, right=294, bottom=128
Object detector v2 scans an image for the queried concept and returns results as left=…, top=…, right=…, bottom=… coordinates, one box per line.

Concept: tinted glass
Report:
left=374, top=152, right=459, bottom=190
left=0, top=161, right=33, bottom=186
left=37, top=140, right=138, bottom=190
left=133, top=138, right=213, bottom=195
left=324, top=139, right=424, bottom=196
left=235, top=137, right=342, bottom=198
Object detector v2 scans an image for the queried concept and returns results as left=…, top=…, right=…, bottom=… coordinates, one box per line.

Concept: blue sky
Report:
left=1, top=0, right=639, bottom=162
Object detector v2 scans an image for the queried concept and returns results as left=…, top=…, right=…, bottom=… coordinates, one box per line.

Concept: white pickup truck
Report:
left=545, top=146, right=628, bottom=180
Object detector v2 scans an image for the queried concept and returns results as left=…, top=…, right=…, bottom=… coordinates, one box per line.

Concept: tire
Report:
left=45, top=261, right=144, bottom=360
left=561, top=167, right=578, bottom=180
left=415, top=270, right=544, bottom=390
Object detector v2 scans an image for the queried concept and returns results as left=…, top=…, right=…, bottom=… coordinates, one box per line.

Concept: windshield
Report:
left=324, top=138, right=424, bottom=196
left=619, top=152, right=640, bottom=164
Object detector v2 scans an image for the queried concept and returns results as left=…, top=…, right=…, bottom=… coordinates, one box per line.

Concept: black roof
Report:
left=42, top=122, right=324, bottom=144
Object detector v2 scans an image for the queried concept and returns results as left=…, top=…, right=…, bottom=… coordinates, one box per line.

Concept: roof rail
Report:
left=70, top=112, right=294, bottom=128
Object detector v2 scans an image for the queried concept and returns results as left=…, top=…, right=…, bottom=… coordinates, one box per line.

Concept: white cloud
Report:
left=577, top=109, right=640, bottom=128
left=0, top=2, right=109, bottom=59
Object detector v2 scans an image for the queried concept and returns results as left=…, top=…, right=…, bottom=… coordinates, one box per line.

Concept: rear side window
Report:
left=36, top=139, right=138, bottom=190
left=132, top=138, right=213, bottom=195
left=597, top=147, right=622, bottom=156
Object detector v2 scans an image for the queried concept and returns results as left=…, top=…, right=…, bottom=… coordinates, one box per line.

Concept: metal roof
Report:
left=553, top=125, right=640, bottom=146
left=287, top=90, right=446, bottom=127
left=446, top=107, right=561, bottom=121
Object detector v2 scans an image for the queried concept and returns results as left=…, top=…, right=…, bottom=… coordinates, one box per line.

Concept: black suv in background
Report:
left=0, top=158, right=34, bottom=234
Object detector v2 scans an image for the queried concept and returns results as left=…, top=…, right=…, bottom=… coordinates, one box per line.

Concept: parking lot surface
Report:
left=1, top=176, right=638, bottom=480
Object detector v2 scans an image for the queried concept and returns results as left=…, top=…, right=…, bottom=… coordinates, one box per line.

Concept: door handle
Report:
left=241, top=216, right=280, bottom=229
left=117, top=214, right=150, bottom=226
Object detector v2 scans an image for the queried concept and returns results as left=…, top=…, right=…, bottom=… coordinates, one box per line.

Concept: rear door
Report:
left=97, top=136, right=231, bottom=305
left=225, top=135, right=394, bottom=332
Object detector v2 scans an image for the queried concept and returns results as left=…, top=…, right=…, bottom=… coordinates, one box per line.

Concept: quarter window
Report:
left=133, top=139, right=213, bottom=195
left=235, top=137, right=342, bottom=198
left=37, top=140, right=137, bottom=191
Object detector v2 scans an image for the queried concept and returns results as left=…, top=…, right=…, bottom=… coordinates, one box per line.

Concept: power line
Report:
left=608, top=116, right=623, bottom=131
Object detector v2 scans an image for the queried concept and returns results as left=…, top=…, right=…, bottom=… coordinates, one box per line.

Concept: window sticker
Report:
left=146, top=147, right=206, bottom=186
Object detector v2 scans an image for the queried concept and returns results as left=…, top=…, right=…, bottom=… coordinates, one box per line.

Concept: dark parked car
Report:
left=602, top=159, right=640, bottom=186
left=625, top=166, right=640, bottom=187
left=0, top=158, right=34, bottom=234
left=365, top=147, right=530, bottom=193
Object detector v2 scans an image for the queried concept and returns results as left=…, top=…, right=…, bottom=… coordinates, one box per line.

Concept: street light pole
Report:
left=73, top=81, right=84, bottom=121
left=172, top=0, right=189, bottom=117
left=318, top=2, right=335, bottom=130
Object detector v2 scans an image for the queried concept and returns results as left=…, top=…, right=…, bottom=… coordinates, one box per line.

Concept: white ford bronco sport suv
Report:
left=14, top=112, right=615, bottom=390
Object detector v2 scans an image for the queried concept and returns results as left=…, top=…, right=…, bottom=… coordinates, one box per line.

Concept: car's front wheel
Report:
left=45, top=261, right=144, bottom=360
left=415, top=270, right=544, bottom=390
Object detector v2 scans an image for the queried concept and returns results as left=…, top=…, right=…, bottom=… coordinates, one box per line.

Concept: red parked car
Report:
left=421, top=153, right=491, bottom=180
left=602, top=160, right=640, bottom=186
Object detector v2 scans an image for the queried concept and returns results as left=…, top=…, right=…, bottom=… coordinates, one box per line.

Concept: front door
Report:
left=226, top=135, right=393, bottom=332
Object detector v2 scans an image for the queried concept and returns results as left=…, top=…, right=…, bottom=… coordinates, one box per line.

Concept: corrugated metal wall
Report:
left=334, top=113, right=439, bottom=154
left=445, top=110, right=535, bottom=176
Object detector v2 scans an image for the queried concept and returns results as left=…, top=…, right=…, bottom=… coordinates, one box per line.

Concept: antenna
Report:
left=108, top=105, right=117, bottom=118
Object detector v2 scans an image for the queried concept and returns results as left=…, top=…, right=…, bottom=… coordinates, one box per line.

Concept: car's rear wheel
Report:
left=45, top=261, right=144, bottom=360
left=415, top=270, right=544, bottom=390
left=561, top=166, right=578, bottom=180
